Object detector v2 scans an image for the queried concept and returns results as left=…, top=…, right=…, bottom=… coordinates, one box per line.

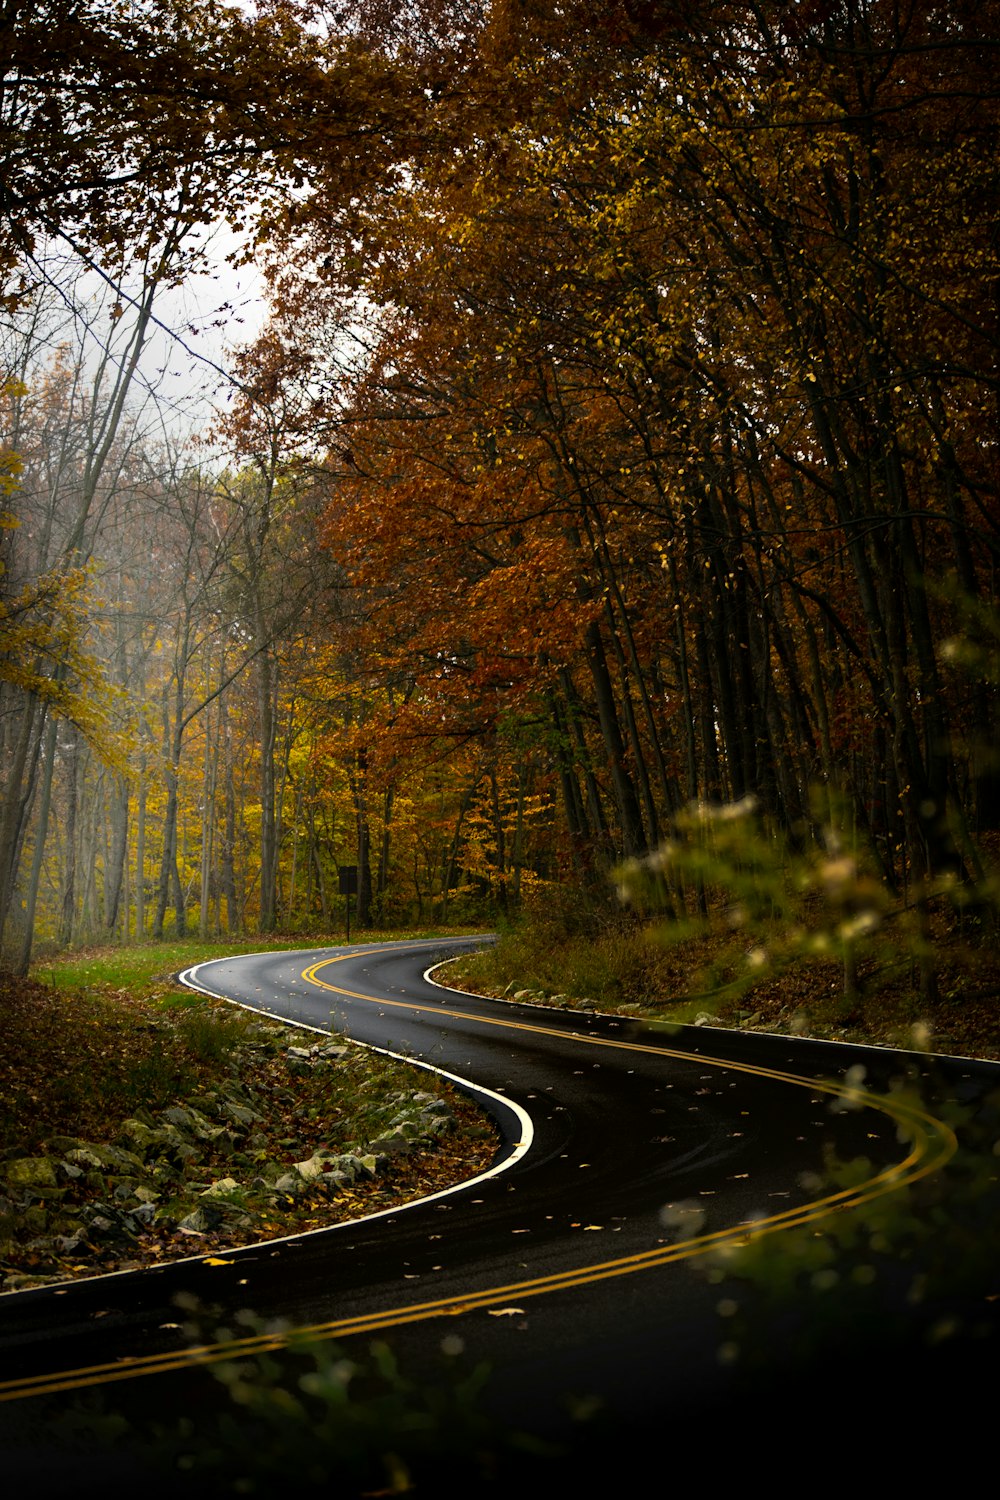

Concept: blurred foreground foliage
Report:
left=617, top=791, right=981, bottom=1010
left=455, top=786, right=1000, bottom=1055
left=55, top=1300, right=571, bottom=1496
left=699, top=1079, right=1000, bottom=1389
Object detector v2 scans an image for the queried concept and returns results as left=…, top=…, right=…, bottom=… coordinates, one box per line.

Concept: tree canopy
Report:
left=237, top=0, right=1000, bottom=878
left=0, top=0, right=421, bottom=299
left=1, top=0, right=998, bottom=976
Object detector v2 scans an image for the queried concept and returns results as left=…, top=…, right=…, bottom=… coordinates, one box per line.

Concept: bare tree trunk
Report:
left=136, top=763, right=146, bottom=941
left=220, top=718, right=239, bottom=935
left=199, top=702, right=218, bottom=938
left=59, top=724, right=80, bottom=946
left=583, top=620, right=646, bottom=857
left=0, top=695, right=44, bottom=950
left=104, top=774, right=129, bottom=935
left=256, top=645, right=279, bottom=933
left=15, top=716, right=57, bottom=974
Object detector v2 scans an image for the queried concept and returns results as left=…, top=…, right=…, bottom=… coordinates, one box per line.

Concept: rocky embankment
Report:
left=1, top=1017, right=496, bottom=1292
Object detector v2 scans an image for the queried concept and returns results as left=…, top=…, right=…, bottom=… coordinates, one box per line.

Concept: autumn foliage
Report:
left=229, top=1, right=999, bottom=890
left=2, top=0, right=999, bottom=962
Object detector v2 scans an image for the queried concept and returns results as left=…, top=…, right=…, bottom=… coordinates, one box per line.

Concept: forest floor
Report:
left=444, top=908, right=1000, bottom=1063
left=0, top=944, right=497, bottom=1293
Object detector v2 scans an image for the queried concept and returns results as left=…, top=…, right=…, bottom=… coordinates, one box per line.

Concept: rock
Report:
left=184, top=1108, right=227, bottom=1144
left=272, top=1173, right=303, bottom=1196
left=25, top=1236, right=61, bottom=1255
left=412, top=1093, right=450, bottom=1113
left=201, top=1177, right=241, bottom=1199
left=66, top=1143, right=144, bottom=1173
left=371, top=1128, right=413, bottom=1157
left=292, top=1156, right=327, bottom=1183
left=117, top=1119, right=166, bottom=1155
left=23, top=1204, right=49, bottom=1233
left=65, top=1147, right=104, bottom=1170
left=79, top=1201, right=142, bottom=1241
left=3, top=1157, right=58, bottom=1189
left=86, top=1213, right=117, bottom=1237
left=219, top=1101, right=260, bottom=1128
left=177, top=1208, right=210, bottom=1233
left=177, top=1201, right=227, bottom=1231
left=186, top=1094, right=220, bottom=1116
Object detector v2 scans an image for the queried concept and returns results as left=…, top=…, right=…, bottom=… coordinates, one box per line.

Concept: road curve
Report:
left=2, top=936, right=999, bottom=1480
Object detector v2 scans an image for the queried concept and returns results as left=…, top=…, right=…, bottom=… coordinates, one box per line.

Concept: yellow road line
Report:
left=0, top=947, right=957, bottom=1404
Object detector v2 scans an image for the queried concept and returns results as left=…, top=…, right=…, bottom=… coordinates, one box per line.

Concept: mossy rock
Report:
left=3, top=1156, right=59, bottom=1189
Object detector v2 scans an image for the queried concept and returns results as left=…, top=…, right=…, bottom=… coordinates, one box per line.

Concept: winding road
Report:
left=2, top=936, right=999, bottom=1483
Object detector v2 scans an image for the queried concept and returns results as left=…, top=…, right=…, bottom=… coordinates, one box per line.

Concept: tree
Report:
left=0, top=1, right=437, bottom=958
left=0, top=0, right=416, bottom=299
left=231, top=0, right=999, bottom=899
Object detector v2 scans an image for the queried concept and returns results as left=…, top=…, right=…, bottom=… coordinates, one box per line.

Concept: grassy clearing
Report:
left=33, top=929, right=473, bottom=999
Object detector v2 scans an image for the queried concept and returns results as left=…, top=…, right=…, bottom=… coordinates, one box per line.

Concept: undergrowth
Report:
left=448, top=804, right=1000, bottom=1059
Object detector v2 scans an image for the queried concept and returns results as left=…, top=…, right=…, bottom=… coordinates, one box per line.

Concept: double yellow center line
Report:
left=0, top=949, right=956, bottom=1403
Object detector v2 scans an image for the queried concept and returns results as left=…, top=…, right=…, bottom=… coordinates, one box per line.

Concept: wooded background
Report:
left=2, top=1, right=997, bottom=968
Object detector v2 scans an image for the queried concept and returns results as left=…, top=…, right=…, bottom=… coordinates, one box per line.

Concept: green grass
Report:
left=35, top=939, right=289, bottom=998
left=34, top=928, right=481, bottom=1001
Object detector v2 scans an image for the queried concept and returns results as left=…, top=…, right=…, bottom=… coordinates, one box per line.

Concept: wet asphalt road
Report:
left=2, top=937, right=999, bottom=1486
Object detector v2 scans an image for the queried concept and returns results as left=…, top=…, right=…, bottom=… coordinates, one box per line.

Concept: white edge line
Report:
left=180, top=951, right=534, bottom=1203
left=1, top=946, right=535, bottom=1301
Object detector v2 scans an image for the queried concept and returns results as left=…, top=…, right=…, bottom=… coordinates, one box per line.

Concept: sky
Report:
left=15, top=222, right=272, bottom=448
left=142, top=223, right=269, bottom=439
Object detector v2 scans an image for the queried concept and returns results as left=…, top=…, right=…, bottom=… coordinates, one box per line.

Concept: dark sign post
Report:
left=338, top=865, right=358, bottom=942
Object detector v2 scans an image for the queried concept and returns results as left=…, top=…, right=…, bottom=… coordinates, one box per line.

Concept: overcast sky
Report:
left=144, top=223, right=269, bottom=439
